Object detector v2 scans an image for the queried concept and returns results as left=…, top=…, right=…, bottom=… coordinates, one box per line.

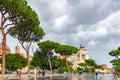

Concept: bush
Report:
left=116, top=66, right=120, bottom=72
left=77, top=67, right=83, bottom=72
left=84, top=68, right=90, bottom=72
left=57, top=67, right=68, bottom=73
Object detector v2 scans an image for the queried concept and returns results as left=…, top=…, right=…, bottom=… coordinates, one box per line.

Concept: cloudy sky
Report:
left=26, top=0, right=120, bottom=67
left=2, top=0, right=120, bottom=68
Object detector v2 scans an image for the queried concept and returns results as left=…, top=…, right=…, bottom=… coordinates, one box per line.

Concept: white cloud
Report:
left=54, top=15, right=69, bottom=30
left=92, top=27, right=108, bottom=37
left=88, top=40, right=97, bottom=47
left=94, top=10, right=120, bottom=35
left=50, top=0, right=69, bottom=16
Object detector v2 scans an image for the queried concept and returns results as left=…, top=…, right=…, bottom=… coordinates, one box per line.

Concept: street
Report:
left=69, top=73, right=114, bottom=80
left=0, top=73, right=115, bottom=80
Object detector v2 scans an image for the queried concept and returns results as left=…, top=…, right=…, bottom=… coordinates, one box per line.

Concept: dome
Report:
left=0, top=43, right=10, bottom=51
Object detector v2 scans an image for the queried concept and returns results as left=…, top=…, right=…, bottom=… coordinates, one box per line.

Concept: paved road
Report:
left=97, top=73, right=114, bottom=80
left=70, top=73, right=114, bottom=80
left=0, top=73, right=115, bottom=80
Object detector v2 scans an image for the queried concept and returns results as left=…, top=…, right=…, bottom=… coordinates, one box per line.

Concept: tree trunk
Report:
left=27, top=52, right=30, bottom=76
left=65, top=57, right=70, bottom=72
left=48, top=55, right=52, bottom=79
left=1, top=9, right=7, bottom=74
left=1, top=30, right=6, bottom=74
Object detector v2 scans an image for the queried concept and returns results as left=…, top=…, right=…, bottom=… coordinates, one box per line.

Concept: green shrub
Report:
left=57, top=67, right=68, bottom=73
left=84, top=68, right=90, bottom=72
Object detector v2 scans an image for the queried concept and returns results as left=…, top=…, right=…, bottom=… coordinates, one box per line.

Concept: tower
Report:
left=15, top=45, right=20, bottom=54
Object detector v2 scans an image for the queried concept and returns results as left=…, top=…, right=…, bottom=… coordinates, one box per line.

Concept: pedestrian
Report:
left=38, top=70, right=41, bottom=76
left=42, top=69, right=45, bottom=76
left=63, top=71, right=68, bottom=78
left=19, top=70, right=22, bottom=77
left=16, top=70, right=19, bottom=76
left=95, top=72, right=98, bottom=80
left=79, top=70, right=83, bottom=75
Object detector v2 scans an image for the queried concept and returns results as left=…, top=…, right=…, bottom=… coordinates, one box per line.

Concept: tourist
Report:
left=79, top=70, right=83, bottom=75
left=95, top=72, right=98, bottom=80
left=37, top=70, right=41, bottom=76
left=42, top=69, right=45, bottom=76
left=16, top=70, right=19, bottom=76
left=18, top=70, right=22, bottom=77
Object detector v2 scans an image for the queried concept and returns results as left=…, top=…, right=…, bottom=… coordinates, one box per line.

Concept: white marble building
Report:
left=67, top=46, right=89, bottom=69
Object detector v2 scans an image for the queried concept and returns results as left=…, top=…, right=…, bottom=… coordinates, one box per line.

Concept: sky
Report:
left=1, top=0, right=120, bottom=68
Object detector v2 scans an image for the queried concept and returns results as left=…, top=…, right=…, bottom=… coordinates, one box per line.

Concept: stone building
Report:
left=101, top=64, right=112, bottom=73
left=15, top=45, right=32, bottom=60
left=0, top=43, right=10, bottom=70
left=0, top=44, right=32, bottom=72
left=67, top=46, right=89, bottom=69
left=0, top=43, right=10, bottom=58
left=15, top=45, right=32, bottom=73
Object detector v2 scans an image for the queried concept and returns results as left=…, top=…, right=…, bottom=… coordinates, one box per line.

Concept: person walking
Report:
left=79, top=70, right=83, bottom=75
left=95, top=72, right=98, bottom=80
left=42, top=69, right=45, bottom=77
left=16, top=70, right=19, bottom=76
left=18, top=70, right=22, bottom=77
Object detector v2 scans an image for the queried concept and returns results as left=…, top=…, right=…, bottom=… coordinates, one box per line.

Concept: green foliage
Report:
left=37, top=40, right=60, bottom=74
left=85, top=59, right=96, bottom=67
left=116, top=66, right=120, bottom=72
left=8, top=25, right=45, bottom=42
left=84, top=59, right=98, bottom=72
left=0, top=0, right=45, bottom=74
left=94, top=64, right=102, bottom=69
left=5, top=53, right=27, bottom=71
left=55, top=45, right=78, bottom=56
left=77, top=67, right=83, bottom=71
left=79, top=63, right=87, bottom=67
left=38, top=40, right=60, bottom=53
left=31, top=49, right=74, bottom=72
left=72, top=69, right=78, bottom=73
left=91, top=68, right=95, bottom=72
left=0, top=0, right=40, bottom=25
left=57, top=67, right=68, bottom=73
left=84, top=68, right=90, bottom=72
left=55, top=45, right=78, bottom=72
left=30, top=65, right=34, bottom=70
left=109, top=47, right=120, bottom=59
left=30, top=50, right=49, bottom=69
left=52, top=58, right=69, bottom=70
left=109, top=47, right=120, bottom=70
left=111, top=59, right=120, bottom=68
left=51, top=57, right=65, bottom=70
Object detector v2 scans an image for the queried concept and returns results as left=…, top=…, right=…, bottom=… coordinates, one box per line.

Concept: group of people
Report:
left=16, top=70, right=22, bottom=77
left=16, top=69, right=45, bottom=77
left=37, top=69, right=45, bottom=76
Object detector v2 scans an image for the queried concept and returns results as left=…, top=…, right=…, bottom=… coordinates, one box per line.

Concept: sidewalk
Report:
left=115, top=76, right=120, bottom=80
left=0, top=73, right=63, bottom=79
left=113, top=75, right=120, bottom=80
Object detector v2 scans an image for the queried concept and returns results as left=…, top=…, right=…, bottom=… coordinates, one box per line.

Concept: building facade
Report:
left=0, top=44, right=32, bottom=72
left=0, top=43, right=10, bottom=58
left=0, top=43, right=10, bottom=70
left=101, top=64, right=112, bottom=73
left=67, top=46, right=89, bottom=69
